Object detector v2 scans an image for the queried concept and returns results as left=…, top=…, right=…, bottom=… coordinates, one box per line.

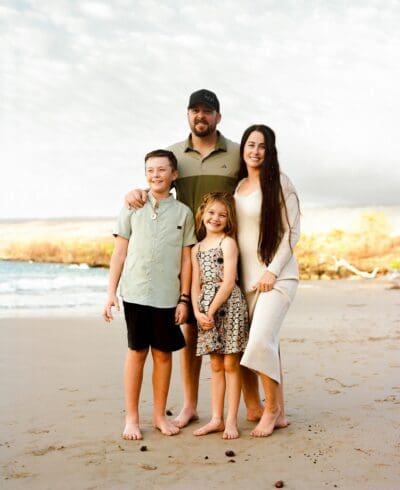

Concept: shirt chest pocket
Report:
left=164, top=221, right=185, bottom=247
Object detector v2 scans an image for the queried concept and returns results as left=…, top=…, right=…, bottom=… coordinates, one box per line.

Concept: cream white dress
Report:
left=235, top=173, right=300, bottom=383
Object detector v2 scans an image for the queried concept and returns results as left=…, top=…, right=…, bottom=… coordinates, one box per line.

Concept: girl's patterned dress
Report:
left=196, top=238, right=249, bottom=356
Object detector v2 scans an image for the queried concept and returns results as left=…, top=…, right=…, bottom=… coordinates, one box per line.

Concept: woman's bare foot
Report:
left=122, top=419, right=143, bottom=440
left=193, top=417, right=225, bottom=436
left=251, top=408, right=281, bottom=437
left=172, top=407, right=199, bottom=428
left=222, top=420, right=239, bottom=439
left=154, top=416, right=180, bottom=436
left=246, top=405, right=264, bottom=422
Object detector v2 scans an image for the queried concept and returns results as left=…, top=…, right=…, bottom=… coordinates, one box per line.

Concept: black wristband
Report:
left=178, top=298, right=191, bottom=304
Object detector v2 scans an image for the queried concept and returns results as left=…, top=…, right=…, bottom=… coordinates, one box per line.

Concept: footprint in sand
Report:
left=31, top=445, right=66, bottom=456
left=28, top=429, right=50, bottom=435
left=374, top=395, right=399, bottom=404
left=324, top=377, right=358, bottom=394
left=4, top=467, right=33, bottom=480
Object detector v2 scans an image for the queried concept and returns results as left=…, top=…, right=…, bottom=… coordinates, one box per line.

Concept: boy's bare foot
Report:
left=154, top=416, right=180, bottom=436
left=122, top=420, right=143, bottom=440
left=193, top=417, right=225, bottom=436
left=246, top=405, right=264, bottom=422
left=172, top=407, right=199, bottom=428
left=275, top=413, right=290, bottom=429
left=222, top=420, right=239, bottom=439
left=251, top=407, right=281, bottom=437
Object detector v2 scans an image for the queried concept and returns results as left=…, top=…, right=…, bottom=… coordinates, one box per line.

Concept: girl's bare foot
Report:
left=193, top=417, right=225, bottom=436
left=222, top=420, right=239, bottom=439
left=246, top=405, right=264, bottom=422
left=251, top=408, right=281, bottom=437
left=154, top=416, right=180, bottom=436
left=122, top=420, right=143, bottom=440
left=172, top=407, right=199, bottom=428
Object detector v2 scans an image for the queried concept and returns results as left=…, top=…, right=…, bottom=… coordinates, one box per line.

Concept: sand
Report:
left=1, top=279, right=399, bottom=489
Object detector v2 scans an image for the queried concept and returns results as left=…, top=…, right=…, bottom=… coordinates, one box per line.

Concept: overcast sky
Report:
left=1, top=0, right=399, bottom=219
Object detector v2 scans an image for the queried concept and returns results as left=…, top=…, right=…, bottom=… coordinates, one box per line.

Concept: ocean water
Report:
left=0, top=261, right=109, bottom=318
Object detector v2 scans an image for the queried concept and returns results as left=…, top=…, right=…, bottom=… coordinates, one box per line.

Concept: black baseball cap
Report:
left=188, top=89, right=220, bottom=113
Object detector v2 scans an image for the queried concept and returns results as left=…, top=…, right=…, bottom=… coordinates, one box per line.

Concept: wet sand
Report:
left=1, top=279, right=399, bottom=489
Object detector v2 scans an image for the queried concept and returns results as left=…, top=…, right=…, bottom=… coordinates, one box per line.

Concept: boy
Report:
left=102, top=149, right=196, bottom=440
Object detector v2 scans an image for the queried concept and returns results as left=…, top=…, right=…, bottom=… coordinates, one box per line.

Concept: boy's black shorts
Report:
left=123, top=301, right=186, bottom=352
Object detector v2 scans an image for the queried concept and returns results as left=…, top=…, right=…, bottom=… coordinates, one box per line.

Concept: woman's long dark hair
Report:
left=238, top=124, right=287, bottom=266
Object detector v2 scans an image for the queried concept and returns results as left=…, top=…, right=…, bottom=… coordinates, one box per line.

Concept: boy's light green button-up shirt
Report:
left=113, top=193, right=197, bottom=308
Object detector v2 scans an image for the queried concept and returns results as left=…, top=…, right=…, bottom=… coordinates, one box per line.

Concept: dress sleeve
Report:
left=266, top=175, right=300, bottom=278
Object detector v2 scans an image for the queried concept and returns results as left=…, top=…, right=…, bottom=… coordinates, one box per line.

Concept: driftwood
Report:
left=332, top=257, right=379, bottom=278
left=388, top=271, right=400, bottom=289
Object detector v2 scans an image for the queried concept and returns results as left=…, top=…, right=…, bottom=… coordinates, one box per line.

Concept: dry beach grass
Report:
left=1, top=212, right=399, bottom=278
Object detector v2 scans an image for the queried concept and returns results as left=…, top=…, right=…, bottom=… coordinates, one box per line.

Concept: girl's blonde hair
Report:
left=195, top=192, right=238, bottom=241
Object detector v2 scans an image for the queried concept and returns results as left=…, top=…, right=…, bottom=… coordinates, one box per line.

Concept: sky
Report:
left=1, top=0, right=399, bottom=219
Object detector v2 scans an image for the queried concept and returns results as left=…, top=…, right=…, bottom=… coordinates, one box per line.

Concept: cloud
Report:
left=0, top=1, right=399, bottom=218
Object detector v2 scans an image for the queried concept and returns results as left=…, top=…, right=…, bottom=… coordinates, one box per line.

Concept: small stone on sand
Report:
left=139, top=463, right=157, bottom=470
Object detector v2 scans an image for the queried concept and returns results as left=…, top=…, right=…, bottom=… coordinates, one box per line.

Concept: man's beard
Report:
left=191, top=120, right=216, bottom=137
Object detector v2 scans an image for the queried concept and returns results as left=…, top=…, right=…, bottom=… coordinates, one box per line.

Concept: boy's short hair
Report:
left=144, top=149, right=178, bottom=171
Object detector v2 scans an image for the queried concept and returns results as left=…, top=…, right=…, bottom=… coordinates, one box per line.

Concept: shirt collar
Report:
left=184, top=131, right=227, bottom=153
left=148, top=191, right=174, bottom=206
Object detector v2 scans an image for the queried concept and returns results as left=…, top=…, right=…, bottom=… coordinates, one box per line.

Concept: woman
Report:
left=235, top=124, right=300, bottom=437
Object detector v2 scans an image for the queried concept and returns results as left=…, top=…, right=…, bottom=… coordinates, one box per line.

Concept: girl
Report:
left=191, top=192, right=249, bottom=439
left=235, top=124, right=300, bottom=437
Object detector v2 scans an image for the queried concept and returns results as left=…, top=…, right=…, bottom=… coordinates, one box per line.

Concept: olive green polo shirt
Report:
left=114, top=193, right=197, bottom=308
left=168, top=132, right=240, bottom=214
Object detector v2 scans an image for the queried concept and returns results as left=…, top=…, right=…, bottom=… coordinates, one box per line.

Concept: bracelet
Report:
left=179, top=293, right=190, bottom=299
left=179, top=298, right=191, bottom=304
left=178, top=301, right=189, bottom=306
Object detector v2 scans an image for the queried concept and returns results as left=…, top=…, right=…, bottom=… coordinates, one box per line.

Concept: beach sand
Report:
left=1, top=280, right=399, bottom=489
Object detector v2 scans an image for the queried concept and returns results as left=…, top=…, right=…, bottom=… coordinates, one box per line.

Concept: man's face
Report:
left=187, top=103, right=221, bottom=138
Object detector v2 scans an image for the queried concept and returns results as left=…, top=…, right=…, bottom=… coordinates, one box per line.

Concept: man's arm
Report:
left=125, top=189, right=149, bottom=209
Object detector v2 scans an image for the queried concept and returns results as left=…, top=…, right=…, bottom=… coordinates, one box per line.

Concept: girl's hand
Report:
left=175, top=303, right=189, bottom=325
left=253, top=271, right=277, bottom=293
left=196, top=312, right=214, bottom=331
left=102, top=294, right=120, bottom=322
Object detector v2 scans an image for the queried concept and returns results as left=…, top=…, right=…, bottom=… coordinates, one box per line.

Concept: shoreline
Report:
left=1, top=279, right=399, bottom=321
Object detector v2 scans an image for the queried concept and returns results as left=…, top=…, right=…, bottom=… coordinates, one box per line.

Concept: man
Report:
left=126, top=89, right=262, bottom=427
